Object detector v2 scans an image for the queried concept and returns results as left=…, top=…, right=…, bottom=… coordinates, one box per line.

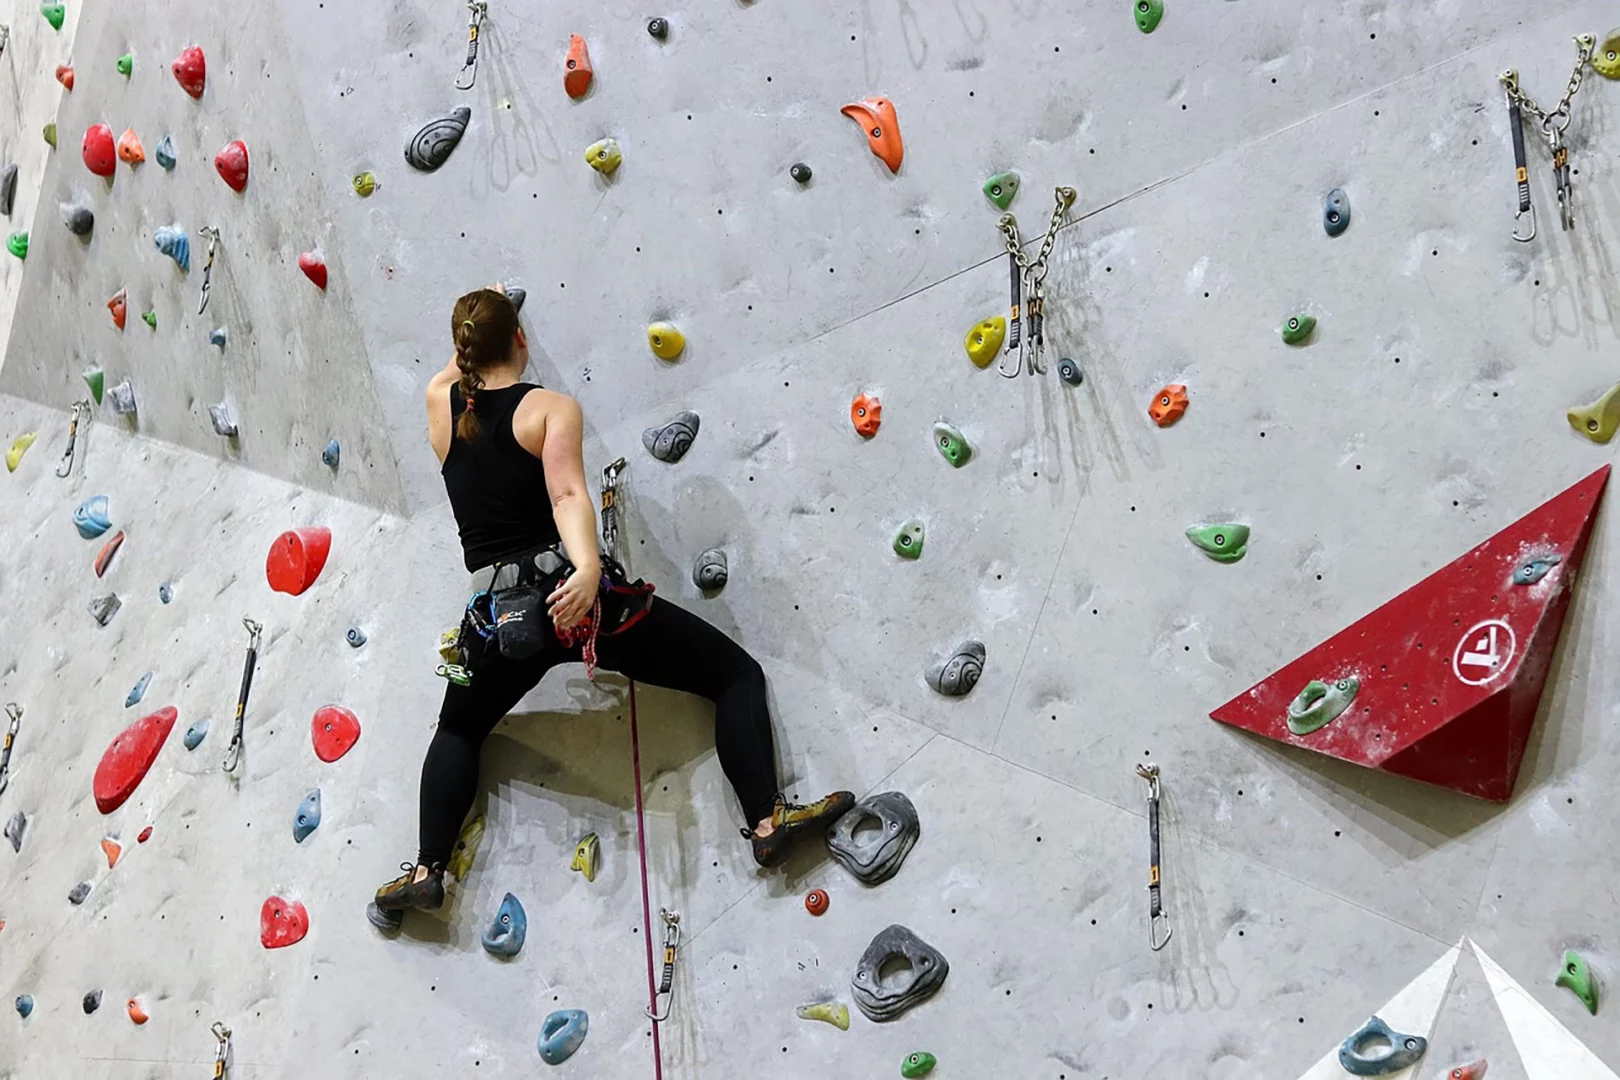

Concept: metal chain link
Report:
left=1500, top=33, right=1595, bottom=130
left=997, top=185, right=1076, bottom=282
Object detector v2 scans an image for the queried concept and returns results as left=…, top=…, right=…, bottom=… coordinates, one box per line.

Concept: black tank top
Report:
left=442, top=382, right=562, bottom=571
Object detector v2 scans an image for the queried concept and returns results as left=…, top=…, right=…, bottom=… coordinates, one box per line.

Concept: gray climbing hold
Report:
left=346, top=626, right=366, bottom=648
left=1339, top=1015, right=1427, bottom=1075
left=0, top=164, right=16, bottom=216
left=74, top=494, right=112, bottom=538
left=125, top=671, right=151, bottom=708
left=405, top=107, right=470, bottom=172
left=208, top=403, right=238, bottom=437
left=647, top=17, right=669, bottom=39
left=826, top=791, right=919, bottom=885
left=322, top=439, right=340, bottom=467
left=59, top=199, right=93, bottom=236
left=1057, top=358, right=1083, bottom=386
left=1323, top=187, right=1351, bottom=237
left=642, top=411, right=699, bottom=463
left=68, top=881, right=91, bottom=905
left=154, top=225, right=189, bottom=272
left=851, top=925, right=948, bottom=1021
left=539, top=1009, right=589, bottom=1064
left=5, top=810, right=26, bottom=852
left=926, top=640, right=984, bottom=697
left=82, top=990, right=102, bottom=1014
left=88, top=594, right=121, bottom=626
left=481, top=892, right=527, bottom=958
left=154, top=135, right=176, bottom=171
left=158, top=582, right=172, bottom=604
left=107, top=380, right=137, bottom=416
left=692, top=548, right=728, bottom=590
left=1513, top=555, right=1561, bottom=585
left=209, top=328, right=228, bottom=348
left=14, top=994, right=32, bottom=1018
left=506, top=286, right=526, bottom=312
left=293, top=789, right=321, bottom=843
left=182, top=717, right=209, bottom=751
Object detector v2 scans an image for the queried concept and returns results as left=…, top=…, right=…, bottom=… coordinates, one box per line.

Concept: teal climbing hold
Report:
left=6, top=232, right=27, bottom=260
left=182, top=717, right=209, bottom=751
left=932, top=422, right=971, bottom=467
left=125, top=671, right=151, bottom=708
left=209, top=328, right=227, bottom=348
left=293, top=789, right=321, bottom=843
left=482, top=892, right=527, bottom=958
left=14, top=995, right=32, bottom=1018
left=982, top=171, right=1019, bottom=210
left=538, top=1009, right=588, bottom=1064
left=1513, top=555, right=1561, bottom=586
left=154, top=225, right=189, bottom=272
left=893, top=519, right=924, bottom=559
left=1134, top=0, right=1163, bottom=32
left=41, top=4, right=64, bottom=30
left=1556, top=950, right=1599, bottom=1014
left=1186, top=523, right=1249, bottom=562
left=322, top=439, right=340, bottom=468
left=1286, top=676, right=1359, bottom=736
left=1280, top=314, right=1315, bottom=345
left=154, top=136, right=176, bottom=171
left=1339, top=1015, right=1426, bottom=1075
left=1057, top=358, right=1083, bottom=386
left=73, top=495, right=111, bottom=539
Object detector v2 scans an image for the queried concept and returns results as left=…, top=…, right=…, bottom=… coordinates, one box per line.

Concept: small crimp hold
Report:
left=795, top=1000, right=848, bottom=1030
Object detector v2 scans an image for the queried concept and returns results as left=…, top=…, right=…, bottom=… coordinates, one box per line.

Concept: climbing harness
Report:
left=995, top=186, right=1076, bottom=378
left=210, top=1020, right=232, bottom=1077
left=600, top=456, right=626, bottom=560
left=1501, top=35, right=1596, bottom=236
left=629, top=679, right=671, bottom=1079
left=56, top=398, right=90, bottom=478
left=0, top=703, right=20, bottom=799
left=1136, top=762, right=1173, bottom=951
left=454, top=1, right=487, bottom=90
left=648, top=907, right=682, bottom=1021
left=197, top=227, right=221, bottom=314
left=221, top=618, right=262, bottom=774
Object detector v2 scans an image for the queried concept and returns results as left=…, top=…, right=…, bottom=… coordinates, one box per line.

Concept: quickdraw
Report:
left=600, top=456, right=626, bottom=561
left=56, top=398, right=91, bottom=478
left=454, top=1, right=487, bottom=91
left=995, top=186, right=1076, bottom=379
left=0, top=703, right=20, bottom=799
left=222, top=618, right=262, bottom=774
left=1136, top=762, right=1172, bottom=952
left=647, top=907, right=682, bottom=1021
left=197, top=227, right=221, bottom=314
left=211, top=1020, right=232, bottom=1078
left=1500, top=34, right=1597, bottom=236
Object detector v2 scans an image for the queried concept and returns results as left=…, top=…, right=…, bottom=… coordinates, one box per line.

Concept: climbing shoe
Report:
left=373, top=862, right=445, bottom=912
left=744, top=790, right=856, bottom=868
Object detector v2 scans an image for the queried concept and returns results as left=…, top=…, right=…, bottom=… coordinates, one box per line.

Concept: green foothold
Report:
left=1134, top=0, right=1163, bottom=32
left=1286, top=676, right=1359, bottom=735
left=1557, top=950, right=1599, bottom=1015
left=115, top=54, right=132, bottom=76
left=353, top=171, right=378, bottom=197
left=41, top=3, right=64, bottom=30
left=82, top=365, right=104, bottom=404
left=141, top=310, right=156, bottom=329
left=43, top=123, right=57, bottom=149
left=6, top=232, right=27, bottom=260
left=1186, top=522, right=1249, bottom=562
left=1280, top=314, right=1316, bottom=345
left=893, top=519, right=925, bottom=559
left=901, top=1052, right=937, bottom=1078
left=932, top=421, right=971, bottom=468
left=982, top=171, right=1020, bottom=210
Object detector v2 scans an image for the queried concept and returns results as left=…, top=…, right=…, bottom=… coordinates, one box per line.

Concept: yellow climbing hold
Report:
left=585, top=138, right=622, bottom=176
left=647, top=322, right=685, bottom=361
left=446, top=814, right=485, bottom=881
left=570, top=833, right=599, bottom=882
left=1567, top=382, right=1620, bottom=443
left=352, top=171, right=377, bottom=197
left=964, top=316, right=1006, bottom=368
left=6, top=432, right=37, bottom=472
left=1592, top=29, right=1620, bottom=80
left=795, top=1001, right=850, bottom=1031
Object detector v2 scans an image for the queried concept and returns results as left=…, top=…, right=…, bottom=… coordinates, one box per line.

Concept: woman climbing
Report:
left=371, top=287, right=853, bottom=925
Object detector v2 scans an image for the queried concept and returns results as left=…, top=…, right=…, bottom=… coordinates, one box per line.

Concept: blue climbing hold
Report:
left=154, top=135, right=176, bottom=171
left=158, top=582, right=172, bottom=604
left=1512, top=555, right=1561, bottom=586
left=182, top=717, right=209, bottom=751
left=14, top=994, right=32, bottom=1018
left=322, top=439, right=340, bottom=468
left=293, top=789, right=322, bottom=843
left=209, top=327, right=227, bottom=348
left=73, top=495, right=112, bottom=539
left=154, top=225, right=189, bottom=272
left=481, top=892, right=528, bottom=958
left=1338, top=1015, right=1427, bottom=1075
left=125, top=671, right=152, bottom=708
left=538, top=1009, right=588, bottom=1065
left=346, top=626, right=366, bottom=648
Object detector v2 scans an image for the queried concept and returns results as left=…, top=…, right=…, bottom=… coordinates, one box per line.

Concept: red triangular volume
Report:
left=94, top=706, right=179, bottom=814
left=1211, top=466, right=1609, bottom=801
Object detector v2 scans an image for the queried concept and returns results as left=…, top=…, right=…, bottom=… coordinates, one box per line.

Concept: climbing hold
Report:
left=852, top=925, right=948, bottom=1021
left=538, top=1009, right=589, bottom=1065
left=154, top=135, right=175, bottom=170
left=315, top=439, right=338, bottom=469
left=6, top=433, right=36, bottom=472
left=1440, top=1060, right=1488, bottom=1080
left=171, top=45, right=205, bottom=98
left=293, top=789, right=321, bottom=843
left=43, top=124, right=57, bottom=149
left=564, top=34, right=593, bottom=99
left=69, top=881, right=91, bottom=904
left=964, top=317, right=1006, bottom=368
left=448, top=814, right=485, bottom=880
left=1057, top=358, right=1083, bottom=386
left=1566, top=383, right=1620, bottom=443
left=791, top=162, right=812, bottom=183
left=209, top=328, right=228, bottom=348
left=126, top=998, right=147, bottom=1024
left=101, top=836, right=121, bottom=867
left=570, top=833, right=599, bottom=881
left=1280, top=314, right=1316, bottom=345
left=642, top=411, right=699, bottom=463
left=828, top=791, right=920, bottom=884
left=82, top=990, right=102, bottom=1014
left=804, top=888, right=829, bottom=916
left=932, top=421, right=971, bottom=467
left=41, top=3, right=64, bottom=30
left=851, top=394, right=882, bottom=438
left=105, top=380, right=137, bottom=416
left=94, top=706, right=178, bottom=814
left=59, top=199, right=93, bottom=237
left=1149, top=384, right=1188, bottom=426
left=1594, top=30, right=1620, bottom=78
left=139, top=311, right=156, bottom=330
left=88, top=594, right=121, bottom=626
left=893, top=519, right=925, bottom=559
left=505, top=286, right=526, bottom=312
left=311, top=704, right=361, bottom=762
left=0, top=164, right=15, bottom=216
left=352, top=171, right=377, bottom=197
left=214, top=139, right=248, bottom=192
left=1134, top=0, right=1164, bottom=32
left=116, top=128, right=145, bottom=166
left=584, top=138, right=622, bottom=175
left=692, top=548, right=728, bottom=590
left=106, top=290, right=126, bottom=331
left=5, top=232, right=26, bottom=260
left=902, top=1053, right=938, bottom=1078
left=1556, top=950, right=1599, bottom=1014
left=405, top=107, right=470, bottom=172
left=1324, top=187, right=1351, bottom=236
left=115, top=53, right=132, bottom=76
left=74, top=495, right=112, bottom=539
left=55, top=64, right=74, bottom=90
left=982, top=171, right=1020, bottom=210
left=298, top=250, right=328, bottom=290
left=83, top=366, right=105, bottom=407
left=4, top=812, right=24, bottom=852
left=157, top=582, right=172, bottom=604
left=155, top=225, right=190, bottom=271
left=1186, top=523, right=1249, bottom=563
left=266, top=526, right=332, bottom=596
left=927, top=640, right=984, bottom=696
left=259, top=895, right=310, bottom=949
left=182, top=717, right=209, bottom=751
left=15, top=995, right=32, bottom=1018
left=137, top=826, right=151, bottom=843
left=795, top=1001, right=849, bottom=1030
left=481, top=892, right=528, bottom=957
left=647, top=17, right=669, bottom=39
left=840, top=97, right=904, bottom=173
left=346, top=626, right=366, bottom=648
left=95, top=530, right=125, bottom=578
left=1338, top=1015, right=1427, bottom=1075
left=1512, top=555, right=1561, bottom=585
left=1286, top=676, right=1359, bottom=736
left=646, top=322, right=685, bottom=360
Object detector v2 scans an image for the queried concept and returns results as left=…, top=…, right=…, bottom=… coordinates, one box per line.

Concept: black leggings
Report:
left=417, top=597, right=780, bottom=865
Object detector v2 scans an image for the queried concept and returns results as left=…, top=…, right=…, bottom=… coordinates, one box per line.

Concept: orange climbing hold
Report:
left=94, top=529, right=125, bottom=578
left=55, top=64, right=74, bottom=90
left=82, top=123, right=116, bottom=177
left=564, top=34, right=593, bottom=99
left=214, top=139, right=249, bottom=192
left=171, top=45, right=205, bottom=98
left=101, top=836, right=121, bottom=867
left=1149, top=384, right=1188, bottom=427
left=126, top=998, right=148, bottom=1024
left=116, top=128, right=145, bottom=166
left=851, top=394, right=882, bottom=438
left=266, top=526, right=331, bottom=596
left=840, top=97, right=903, bottom=173
left=805, top=889, right=829, bottom=916
left=107, top=288, right=127, bottom=329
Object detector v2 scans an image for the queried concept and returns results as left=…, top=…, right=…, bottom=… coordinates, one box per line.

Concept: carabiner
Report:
left=454, top=1, right=487, bottom=91
left=211, top=1020, right=233, bottom=1078
left=197, top=227, right=220, bottom=315
left=1136, top=763, right=1173, bottom=952
left=646, top=907, right=682, bottom=1021
left=0, top=702, right=21, bottom=798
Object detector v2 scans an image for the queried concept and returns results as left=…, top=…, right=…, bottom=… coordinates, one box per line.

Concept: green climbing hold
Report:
left=1286, top=676, right=1359, bottom=736
left=82, top=365, right=104, bottom=404
left=41, top=3, right=64, bottom=30
left=1556, top=950, right=1599, bottom=1014
left=6, top=233, right=27, bottom=260
left=115, top=53, right=132, bottom=76
left=982, top=171, right=1020, bottom=210
left=1280, top=314, right=1316, bottom=345
left=141, top=310, right=156, bottom=329
left=1134, top=0, right=1163, bottom=32
left=893, top=519, right=924, bottom=559
left=901, top=1052, right=937, bottom=1078
left=932, top=421, right=971, bottom=468
left=43, top=123, right=57, bottom=149
left=1186, top=523, right=1249, bottom=563
left=353, top=171, right=377, bottom=197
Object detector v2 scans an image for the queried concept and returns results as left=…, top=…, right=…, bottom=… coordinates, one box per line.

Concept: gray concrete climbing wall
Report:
left=3, top=0, right=1620, bottom=1076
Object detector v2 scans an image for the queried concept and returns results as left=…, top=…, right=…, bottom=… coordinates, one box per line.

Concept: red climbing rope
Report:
left=628, top=678, right=664, bottom=1080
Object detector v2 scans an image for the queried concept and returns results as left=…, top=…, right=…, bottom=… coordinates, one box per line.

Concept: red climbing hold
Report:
left=55, top=64, right=74, bottom=90
left=82, top=122, right=116, bottom=177
left=265, top=526, right=331, bottom=596
left=214, top=139, right=248, bottom=192
left=298, top=251, right=327, bottom=290
left=311, top=705, right=361, bottom=763
left=94, top=530, right=124, bottom=578
left=1211, top=466, right=1610, bottom=801
left=101, top=836, right=121, bottom=868
left=137, top=826, right=152, bottom=843
left=93, top=706, right=178, bottom=815
left=259, top=895, right=309, bottom=949
left=171, top=45, right=205, bottom=99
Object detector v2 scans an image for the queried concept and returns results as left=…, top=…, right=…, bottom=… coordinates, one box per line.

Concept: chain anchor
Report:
left=646, top=907, right=682, bottom=1021
left=1499, top=33, right=1596, bottom=236
left=1136, top=762, right=1173, bottom=952
left=454, top=1, right=487, bottom=90
left=995, top=186, right=1076, bottom=379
